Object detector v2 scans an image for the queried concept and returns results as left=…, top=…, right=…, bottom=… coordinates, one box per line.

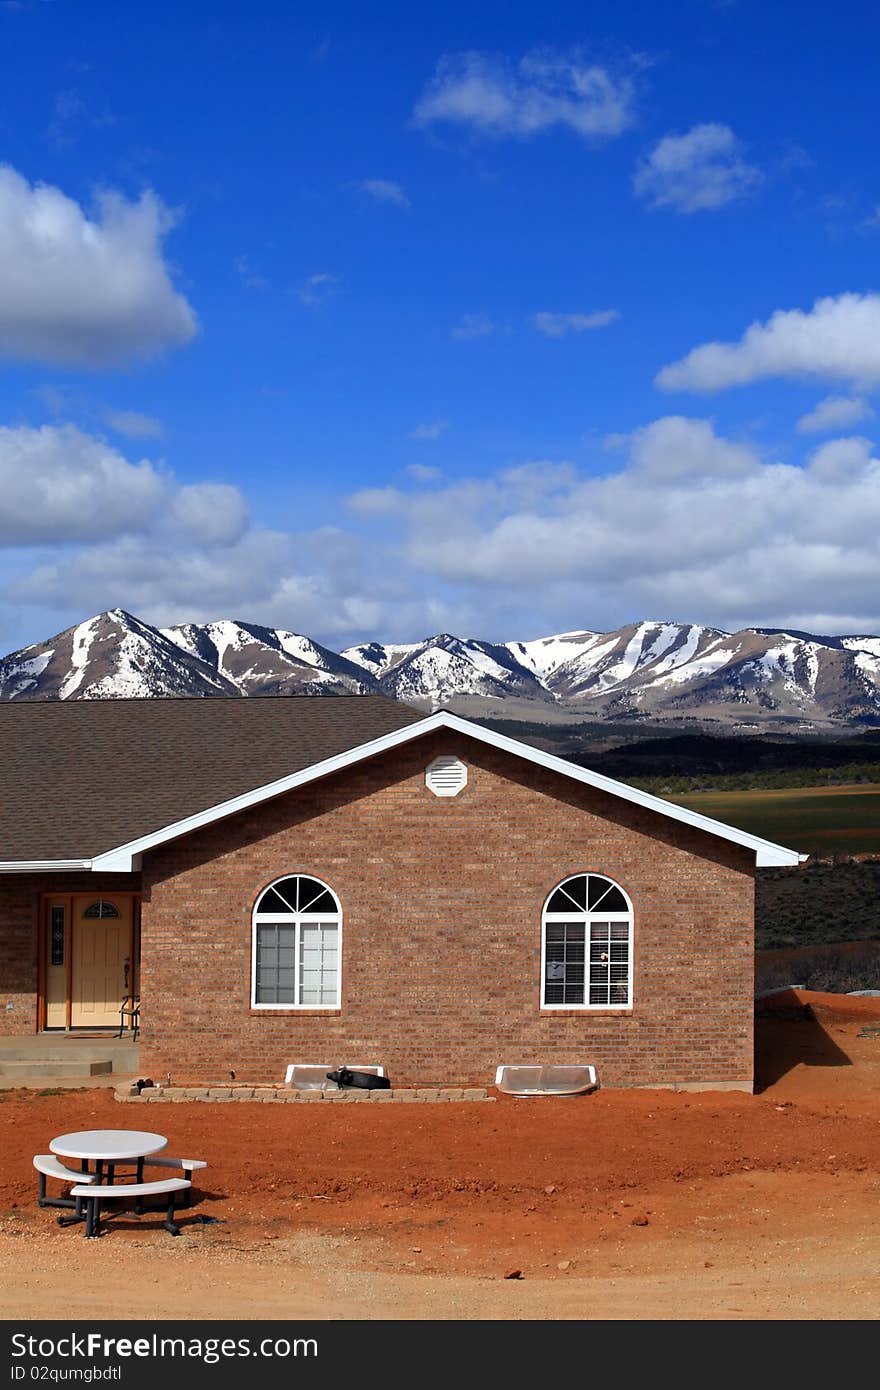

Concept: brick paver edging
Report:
left=118, top=1085, right=493, bottom=1103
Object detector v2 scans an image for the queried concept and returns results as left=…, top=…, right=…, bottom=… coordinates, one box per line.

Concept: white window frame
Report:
left=541, top=874, right=634, bottom=1011
left=251, top=874, right=342, bottom=1011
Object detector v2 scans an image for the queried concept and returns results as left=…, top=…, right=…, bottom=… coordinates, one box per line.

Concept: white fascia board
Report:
left=436, top=713, right=805, bottom=867
left=89, top=709, right=805, bottom=871
left=92, top=851, right=143, bottom=872
left=90, top=714, right=455, bottom=871
left=0, top=859, right=92, bottom=874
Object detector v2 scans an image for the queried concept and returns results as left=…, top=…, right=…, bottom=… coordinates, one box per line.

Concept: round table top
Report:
left=49, top=1130, right=168, bottom=1161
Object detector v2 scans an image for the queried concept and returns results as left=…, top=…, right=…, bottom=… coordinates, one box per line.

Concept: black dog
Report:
left=326, top=1067, right=390, bottom=1090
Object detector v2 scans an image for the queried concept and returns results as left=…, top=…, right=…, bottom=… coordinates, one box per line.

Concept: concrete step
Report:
left=0, top=1058, right=113, bottom=1078
left=0, top=1038, right=139, bottom=1070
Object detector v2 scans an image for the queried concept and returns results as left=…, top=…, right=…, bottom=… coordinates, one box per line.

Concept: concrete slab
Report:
left=0, top=1033, right=138, bottom=1087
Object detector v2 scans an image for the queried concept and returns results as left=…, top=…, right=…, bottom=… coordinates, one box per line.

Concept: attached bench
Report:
left=70, top=1177, right=191, bottom=1238
left=33, top=1154, right=97, bottom=1211
left=143, top=1155, right=207, bottom=1207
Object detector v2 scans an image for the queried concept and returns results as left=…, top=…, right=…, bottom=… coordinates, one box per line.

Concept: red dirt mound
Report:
left=758, top=987, right=880, bottom=1020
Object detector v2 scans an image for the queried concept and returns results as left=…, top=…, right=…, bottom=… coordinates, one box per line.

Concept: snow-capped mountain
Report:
left=1, top=610, right=879, bottom=730
left=0, top=610, right=378, bottom=704
left=342, top=633, right=550, bottom=704
left=0, top=610, right=237, bottom=701
left=162, top=619, right=378, bottom=697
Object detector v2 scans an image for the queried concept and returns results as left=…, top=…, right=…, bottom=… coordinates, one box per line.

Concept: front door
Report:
left=70, top=896, right=131, bottom=1028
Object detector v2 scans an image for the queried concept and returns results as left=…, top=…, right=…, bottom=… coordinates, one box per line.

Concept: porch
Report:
left=0, top=1032, right=139, bottom=1088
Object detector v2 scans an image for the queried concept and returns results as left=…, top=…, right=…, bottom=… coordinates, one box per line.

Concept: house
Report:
left=0, top=696, right=804, bottom=1090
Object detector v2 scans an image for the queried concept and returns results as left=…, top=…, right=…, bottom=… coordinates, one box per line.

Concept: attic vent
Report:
left=426, top=755, right=468, bottom=798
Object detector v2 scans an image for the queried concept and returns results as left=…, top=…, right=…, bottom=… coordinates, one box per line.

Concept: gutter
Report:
left=0, top=860, right=92, bottom=874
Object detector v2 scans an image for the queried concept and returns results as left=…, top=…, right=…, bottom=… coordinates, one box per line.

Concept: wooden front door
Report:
left=70, top=896, right=131, bottom=1028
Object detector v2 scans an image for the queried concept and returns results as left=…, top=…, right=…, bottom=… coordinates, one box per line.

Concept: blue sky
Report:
left=1, top=0, right=879, bottom=651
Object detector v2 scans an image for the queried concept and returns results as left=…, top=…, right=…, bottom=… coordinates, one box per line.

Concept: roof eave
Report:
left=90, top=713, right=456, bottom=871
left=88, top=709, right=807, bottom=871
left=755, top=848, right=808, bottom=868
left=0, top=859, right=93, bottom=874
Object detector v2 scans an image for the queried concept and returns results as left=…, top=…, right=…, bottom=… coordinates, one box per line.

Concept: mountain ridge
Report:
left=1, top=608, right=878, bottom=731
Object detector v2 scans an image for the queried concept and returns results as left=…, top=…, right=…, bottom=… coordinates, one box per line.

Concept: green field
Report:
left=670, top=783, right=880, bottom=858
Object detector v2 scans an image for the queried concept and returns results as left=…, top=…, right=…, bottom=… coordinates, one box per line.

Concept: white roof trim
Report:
left=0, top=859, right=93, bottom=875
left=83, top=710, right=805, bottom=871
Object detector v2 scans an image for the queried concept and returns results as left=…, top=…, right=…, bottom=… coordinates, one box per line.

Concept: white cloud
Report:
left=347, top=485, right=402, bottom=517
left=413, top=49, right=637, bottom=142
left=0, top=423, right=258, bottom=613
left=102, top=409, right=164, bottom=439
left=797, top=395, right=874, bottom=434
left=13, top=519, right=421, bottom=642
left=657, top=293, right=880, bottom=392
left=0, top=424, right=165, bottom=544
left=634, top=123, right=761, bottom=213
left=298, top=272, right=340, bottom=308
left=16, top=530, right=294, bottom=625
left=804, top=435, right=875, bottom=482
left=345, top=417, right=880, bottom=632
left=0, top=164, right=197, bottom=366
left=451, top=312, right=494, bottom=340
left=409, top=420, right=449, bottom=440
left=534, top=310, right=620, bottom=337
left=169, top=483, right=249, bottom=547
left=0, top=423, right=416, bottom=641
left=9, top=417, right=880, bottom=647
left=406, top=463, right=443, bottom=482
left=623, top=415, right=757, bottom=479
left=358, top=179, right=410, bottom=208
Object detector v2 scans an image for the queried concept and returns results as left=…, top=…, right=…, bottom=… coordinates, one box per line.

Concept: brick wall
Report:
left=0, top=872, right=140, bottom=1033
left=139, top=730, right=756, bottom=1089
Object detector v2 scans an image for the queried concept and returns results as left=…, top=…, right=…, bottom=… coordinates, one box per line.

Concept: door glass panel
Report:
left=50, top=906, right=65, bottom=966
left=83, top=900, right=120, bottom=919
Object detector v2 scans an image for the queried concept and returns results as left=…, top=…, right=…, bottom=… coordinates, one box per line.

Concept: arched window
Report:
left=82, top=900, right=120, bottom=919
left=252, top=875, right=341, bottom=1009
left=542, top=874, right=633, bottom=1009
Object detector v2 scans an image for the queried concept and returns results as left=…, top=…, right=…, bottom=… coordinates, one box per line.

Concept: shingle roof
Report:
left=0, top=695, right=422, bottom=860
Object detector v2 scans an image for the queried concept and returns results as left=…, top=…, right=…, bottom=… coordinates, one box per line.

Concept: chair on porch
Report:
left=117, top=995, right=140, bottom=1041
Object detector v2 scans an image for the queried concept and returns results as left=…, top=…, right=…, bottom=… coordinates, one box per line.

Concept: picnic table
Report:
left=39, top=1131, right=206, bottom=1237
left=49, top=1129, right=167, bottom=1183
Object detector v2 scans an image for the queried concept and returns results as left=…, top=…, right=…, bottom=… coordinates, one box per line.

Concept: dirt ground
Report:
left=1, top=993, right=879, bottom=1321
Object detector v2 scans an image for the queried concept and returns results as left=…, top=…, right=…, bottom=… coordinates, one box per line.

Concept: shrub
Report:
left=756, top=946, right=880, bottom=996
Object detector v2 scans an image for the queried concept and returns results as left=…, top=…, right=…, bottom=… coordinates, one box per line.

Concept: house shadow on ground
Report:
left=754, top=1001, right=853, bottom=1093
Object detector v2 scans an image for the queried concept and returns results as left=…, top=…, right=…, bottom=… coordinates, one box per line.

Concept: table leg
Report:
left=57, top=1160, right=90, bottom=1226
left=85, top=1197, right=101, bottom=1239
left=135, top=1157, right=145, bottom=1214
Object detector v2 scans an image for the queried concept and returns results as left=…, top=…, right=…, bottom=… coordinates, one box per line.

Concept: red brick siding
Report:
left=0, top=873, right=140, bottom=1033
left=139, top=731, right=755, bottom=1088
